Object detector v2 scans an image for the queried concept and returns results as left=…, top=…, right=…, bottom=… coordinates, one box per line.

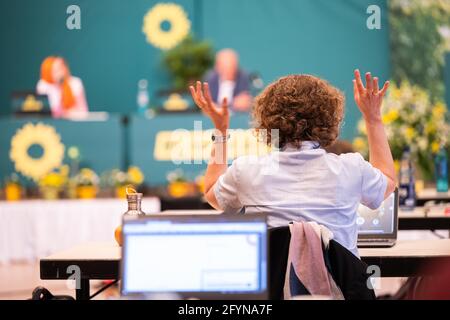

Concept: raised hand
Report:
left=353, top=69, right=389, bottom=124
left=189, top=81, right=229, bottom=134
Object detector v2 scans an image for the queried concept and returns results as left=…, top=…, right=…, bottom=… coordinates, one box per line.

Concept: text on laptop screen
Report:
left=357, top=192, right=396, bottom=235
left=121, top=219, right=267, bottom=295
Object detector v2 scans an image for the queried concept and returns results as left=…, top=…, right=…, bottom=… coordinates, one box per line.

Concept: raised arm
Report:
left=353, top=69, right=396, bottom=198
left=189, top=81, right=229, bottom=209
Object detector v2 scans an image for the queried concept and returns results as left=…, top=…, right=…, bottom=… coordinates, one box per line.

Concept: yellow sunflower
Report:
left=142, top=3, right=191, bottom=50
left=9, top=123, right=65, bottom=181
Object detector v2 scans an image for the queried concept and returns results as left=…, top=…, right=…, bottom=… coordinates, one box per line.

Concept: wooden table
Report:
left=40, top=239, right=450, bottom=300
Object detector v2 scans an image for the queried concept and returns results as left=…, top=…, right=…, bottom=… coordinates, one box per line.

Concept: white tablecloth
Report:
left=0, top=198, right=160, bottom=264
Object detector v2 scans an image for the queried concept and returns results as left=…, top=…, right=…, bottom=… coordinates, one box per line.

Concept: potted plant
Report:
left=103, top=166, right=145, bottom=199
left=163, top=35, right=214, bottom=92
left=4, top=173, right=22, bottom=201
left=73, top=168, right=99, bottom=199
left=166, top=169, right=196, bottom=198
left=38, top=166, right=69, bottom=200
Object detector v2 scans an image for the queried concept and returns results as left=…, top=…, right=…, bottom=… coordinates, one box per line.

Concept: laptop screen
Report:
left=357, top=191, right=398, bottom=236
left=11, top=92, right=51, bottom=115
left=121, top=215, right=267, bottom=298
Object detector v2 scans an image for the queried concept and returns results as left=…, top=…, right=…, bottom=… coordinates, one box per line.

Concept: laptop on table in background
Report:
left=11, top=91, right=51, bottom=116
left=357, top=189, right=399, bottom=248
left=120, top=214, right=268, bottom=300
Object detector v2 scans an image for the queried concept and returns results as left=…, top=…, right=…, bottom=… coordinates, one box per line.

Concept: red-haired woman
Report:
left=36, top=56, right=88, bottom=118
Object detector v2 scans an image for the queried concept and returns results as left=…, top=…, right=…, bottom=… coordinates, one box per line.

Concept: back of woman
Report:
left=189, top=70, right=396, bottom=257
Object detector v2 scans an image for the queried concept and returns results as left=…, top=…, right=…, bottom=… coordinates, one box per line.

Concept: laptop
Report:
left=357, top=189, right=399, bottom=248
left=11, top=91, right=51, bottom=116
left=120, top=214, right=268, bottom=300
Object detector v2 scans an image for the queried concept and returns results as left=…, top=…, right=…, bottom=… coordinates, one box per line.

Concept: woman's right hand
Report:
left=189, top=81, right=229, bottom=134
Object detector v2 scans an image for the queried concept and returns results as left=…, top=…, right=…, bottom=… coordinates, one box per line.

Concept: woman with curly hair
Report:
left=190, top=70, right=396, bottom=256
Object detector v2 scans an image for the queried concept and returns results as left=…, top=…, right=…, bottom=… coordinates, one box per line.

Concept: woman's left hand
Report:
left=190, top=81, right=229, bottom=134
left=353, top=69, right=389, bottom=124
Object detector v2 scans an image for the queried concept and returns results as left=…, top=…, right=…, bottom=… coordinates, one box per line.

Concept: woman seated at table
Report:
left=190, top=70, right=396, bottom=257
left=37, top=56, right=89, bottom=118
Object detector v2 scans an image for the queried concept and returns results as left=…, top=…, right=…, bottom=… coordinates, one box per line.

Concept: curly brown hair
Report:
left=252, top=74, right=345, bottom=148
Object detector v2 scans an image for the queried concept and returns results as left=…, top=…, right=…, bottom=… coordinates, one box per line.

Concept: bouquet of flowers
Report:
left=104, top=166, right=145, bottom=187
left=353, top=81, right=450, bottom=181
left=166, top=169, right=196, bottom=198
left=38, top=166, right=69, bottom=200
left=73, top=168, right=99, bottom=187
left=102, top=166, right=145, bottom=198
left=73, top=168, right=99, bottom=199
left=166, top=168, right=188, bottom=184
left=4, top=173, right=22, bottom=201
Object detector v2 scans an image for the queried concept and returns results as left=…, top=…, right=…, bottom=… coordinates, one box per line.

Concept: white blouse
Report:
left=214, top=141, right=387, bottom=256
left=36, top=76, right=88, bottom=118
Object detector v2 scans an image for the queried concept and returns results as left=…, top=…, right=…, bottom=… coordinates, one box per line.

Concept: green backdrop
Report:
left=0, top=0, right=390, bottom=139
left=129, top=113, right=252, bottom=185
left=0, top=116, right=124, bottom=185
left=0, top=0, right=391, bottom=185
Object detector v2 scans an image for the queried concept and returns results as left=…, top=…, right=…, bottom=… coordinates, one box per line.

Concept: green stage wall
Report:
left=0, top=115, right=124, bottom=185
left=0, top=0, right=390, bottom=139
left=0, top=0, right=391, bottom=185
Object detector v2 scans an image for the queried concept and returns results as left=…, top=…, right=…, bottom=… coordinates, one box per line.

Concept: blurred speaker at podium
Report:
left=204, top=49, right=252, bottom=112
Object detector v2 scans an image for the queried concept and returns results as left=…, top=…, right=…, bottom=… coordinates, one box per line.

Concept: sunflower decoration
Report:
left=142, top=2, right=191, bottom=50
left=9, top=123, right=65, bottom=181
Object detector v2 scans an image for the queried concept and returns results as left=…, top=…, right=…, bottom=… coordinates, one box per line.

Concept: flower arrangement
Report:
left=102, top=166, right=145, bottom=198
left=39, top=167, right=68, bottom=188
left=354, top=81, right=450, bottom=181
left=73, top=168, right=99, bottom=199
left=105, top=166, right=145, bottom=187
left=38, top=166, right=69, bottom=200
left=37, top=165, right=69, bottom=200
left=166, top=169, right=196, bottom=198
left=127, top=166, right=145, bottom=186
left=73, top=168, right=99, bottom=186
left=4, top=173, right=22, bottom=201
left=167, top=168, right=188, bottom=184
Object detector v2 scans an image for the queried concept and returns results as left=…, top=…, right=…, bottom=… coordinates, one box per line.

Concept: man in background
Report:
left=204, top=49, right=252, bottom=112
